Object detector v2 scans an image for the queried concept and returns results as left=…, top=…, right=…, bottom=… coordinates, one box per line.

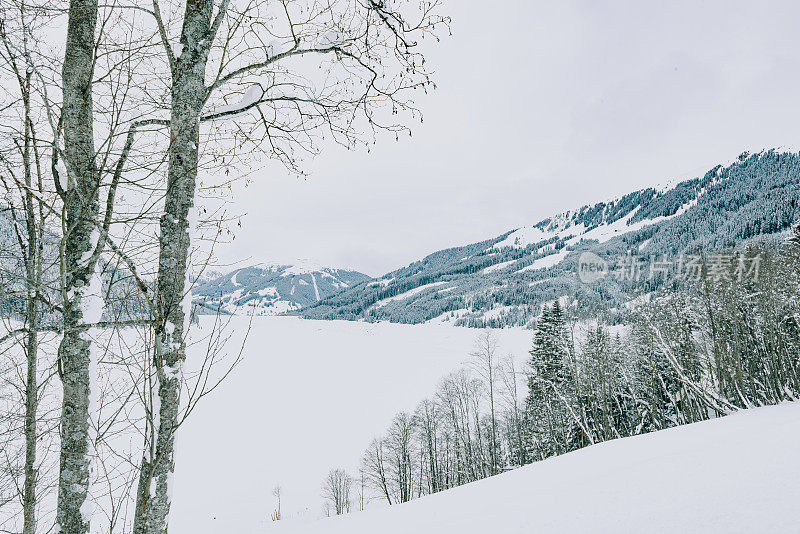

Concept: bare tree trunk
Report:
left=471, top=332, right=498, bottom=474
left=56, top=0, right=100, bottom=531
left=23, top=282, right=38, bottom=534
left=134, top=2, right=220, bottom=532
left=322, top=469, right=352, bottom=515
left=488, top=363, right=497, bottom=474
left=21, top=68, right=39, bottom=534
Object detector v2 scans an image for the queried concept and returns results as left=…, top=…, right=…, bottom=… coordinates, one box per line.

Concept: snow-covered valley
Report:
left=170, top=316, right=533, bottom=532
left=3, top=2, right=800, bottom=533
left=169, top=316, right=800, bottom=534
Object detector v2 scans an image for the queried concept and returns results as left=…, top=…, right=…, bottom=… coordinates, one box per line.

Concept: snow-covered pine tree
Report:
left=524, top=302, right=572, bottom=460
left=786, top=220, right=800, bottom=250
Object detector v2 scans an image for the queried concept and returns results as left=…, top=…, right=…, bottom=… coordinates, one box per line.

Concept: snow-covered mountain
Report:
left=198, top=150, right=800, bottom=323
left=193, top=260, right=371, bottom=315
left=301, top=149, right=800, bottom=326
left=275, top=402, right=800, bottom=534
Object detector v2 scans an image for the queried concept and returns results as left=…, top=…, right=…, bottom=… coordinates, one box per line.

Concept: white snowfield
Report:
left=171, top=317, right=533, bottom=533
left=274, top=402, right=800, bottom=534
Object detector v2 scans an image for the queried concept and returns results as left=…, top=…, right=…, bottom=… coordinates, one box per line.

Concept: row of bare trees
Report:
left=357, top=334, right=522, bottom=506
left=0, top=0, right=449, bottom=532
left=349, top=240, right=800, bottom=508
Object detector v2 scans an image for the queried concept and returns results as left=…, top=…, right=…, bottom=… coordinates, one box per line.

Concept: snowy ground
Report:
left=271, top=402, right=800, bottom=534
left=8, top=315, right=792, bottom=533
left=170, top=316, right=533, bottom=533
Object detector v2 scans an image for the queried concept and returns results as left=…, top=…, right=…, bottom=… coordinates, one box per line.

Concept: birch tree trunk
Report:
left=133, top=2, right=217, bottom=532
left=23, top=239, right=39, bottom=534
left=56, top=0, right=100, bottom=531
left=21, top=67, right=41, bottom=534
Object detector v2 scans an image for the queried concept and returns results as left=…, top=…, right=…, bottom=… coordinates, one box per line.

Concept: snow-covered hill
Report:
left=276, top=402, right=800, bottom=534
left=193, top=260, right=371, bottom=315
left=302, top=149, right=800, bottom=326
left=194, top=150, right=800, bottom=323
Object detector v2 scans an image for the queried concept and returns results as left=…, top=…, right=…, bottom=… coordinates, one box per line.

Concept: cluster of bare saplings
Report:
left=0, top=1, right=449, bottom=533
left=313, top=242, right=800, bottom=515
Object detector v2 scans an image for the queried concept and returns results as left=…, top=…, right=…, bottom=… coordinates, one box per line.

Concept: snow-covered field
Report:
left=273, top=402, right=800, bottom=534
left=7, top=315, right=794, bottom=533
left=170, top=316, right=533, bottom=533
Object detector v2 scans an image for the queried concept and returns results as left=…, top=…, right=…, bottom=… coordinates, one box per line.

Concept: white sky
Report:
left=217, top=0, right=800, bottom=277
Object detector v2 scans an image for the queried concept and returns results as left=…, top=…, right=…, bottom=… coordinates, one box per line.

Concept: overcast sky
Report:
left=217, top=0, right=800, bottom=277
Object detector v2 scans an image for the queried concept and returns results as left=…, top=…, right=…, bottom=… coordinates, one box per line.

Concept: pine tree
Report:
left=524, top=303, right=572, bottom=459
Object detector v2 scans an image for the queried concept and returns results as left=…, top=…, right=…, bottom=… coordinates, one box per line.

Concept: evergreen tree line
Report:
left=341, top=238, right=800, bottom=509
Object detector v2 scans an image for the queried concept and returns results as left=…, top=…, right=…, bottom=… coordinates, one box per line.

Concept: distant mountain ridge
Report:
left=195, top=149, right=800, bottom=325
left=193, top=260, right=371, bottom=315
left=297, top=149, right=800, bottom=327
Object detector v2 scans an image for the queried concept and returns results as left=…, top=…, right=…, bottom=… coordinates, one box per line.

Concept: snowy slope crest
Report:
left=494, top=148, right=792, bottom=253
left=275, top=402, right=800, bottom=534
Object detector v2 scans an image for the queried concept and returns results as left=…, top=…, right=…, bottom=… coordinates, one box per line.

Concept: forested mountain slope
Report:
left=298, top=149, right=800, bottom=327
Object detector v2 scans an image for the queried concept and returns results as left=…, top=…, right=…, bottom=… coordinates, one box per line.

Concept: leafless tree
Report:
left=0, top=3, right=63, bottom=532
left=0, top=0, right=448, bottom=531
left=468, top=330, right=499, bottom=475
left=124, top=1, right=450, bottom=532
left=55, top=0, right=104, bottom=523
left=270, top=484, right=281, bottom=521
left=385, top=411, right=416, bottom=503
left=497, top=355, right=526, bottom=467
left=321, top=468, right=351, bottom=516
left=356, top=468, right=366, bottom=512
left=413, top=398, right=441, bottom=494
left=361, top=437, right=391, bottom=505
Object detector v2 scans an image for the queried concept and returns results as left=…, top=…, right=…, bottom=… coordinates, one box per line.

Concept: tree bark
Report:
left=56, top=0, right=100, bottom=531
left=133, top=1, right=215, bottom=532
left=23, top=261, right=38, bottom=534
left=21, top=68, right=39, bottom=534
